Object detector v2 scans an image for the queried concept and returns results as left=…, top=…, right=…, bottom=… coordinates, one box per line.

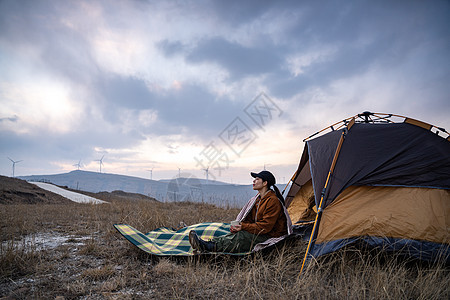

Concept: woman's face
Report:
left=252, top=177, right=267, bottom=191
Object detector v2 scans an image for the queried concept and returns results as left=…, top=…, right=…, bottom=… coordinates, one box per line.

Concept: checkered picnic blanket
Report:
left=114, top=222, right=246, bottom=256
left=114, top=194, right=293, bottom=256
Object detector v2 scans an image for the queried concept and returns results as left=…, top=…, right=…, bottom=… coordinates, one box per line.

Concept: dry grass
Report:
left=0, top=196, right=448, bottom=299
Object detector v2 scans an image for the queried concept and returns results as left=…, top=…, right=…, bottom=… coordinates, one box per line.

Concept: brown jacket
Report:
left=241, top=190, right=287, bottom=238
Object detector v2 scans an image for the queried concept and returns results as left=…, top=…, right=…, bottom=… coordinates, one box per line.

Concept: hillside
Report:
left=62, top=186, right=159, bottom=203
left=0, top=175, right=72, bottom=204
left=1, top=175, right=447, bottom=299
left=0, top=175, right=158, bottom=204
left=18, top=170, right=255, bottom=207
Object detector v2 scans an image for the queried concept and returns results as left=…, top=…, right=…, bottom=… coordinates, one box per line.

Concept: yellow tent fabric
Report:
left=287, top=179, right=316, bottom=223
left=316, top=186, right=450, bottom=244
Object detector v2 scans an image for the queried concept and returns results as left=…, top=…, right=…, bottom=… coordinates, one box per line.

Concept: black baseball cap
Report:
left=251, top=170, right=276, bottom=186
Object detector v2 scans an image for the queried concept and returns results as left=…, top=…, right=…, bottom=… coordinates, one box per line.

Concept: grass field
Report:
left=0, top=178, right=449, bottom=299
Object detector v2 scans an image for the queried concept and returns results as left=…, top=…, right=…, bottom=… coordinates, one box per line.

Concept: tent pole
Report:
left=302, top=112, right=422, bottom=142
left=281, top=171, right=297, bottom=195
left=298, top=118, right=354, bottom=277
left=303, top=115, right=357, bottom=142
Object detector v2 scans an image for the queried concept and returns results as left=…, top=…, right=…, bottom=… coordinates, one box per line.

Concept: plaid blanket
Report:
left=115, top=194, right=293, bottom=256
left=114, top=222, right=253, bottom=256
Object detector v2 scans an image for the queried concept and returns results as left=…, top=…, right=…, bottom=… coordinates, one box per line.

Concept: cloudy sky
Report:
left=0, top=0, right=449, bottom=184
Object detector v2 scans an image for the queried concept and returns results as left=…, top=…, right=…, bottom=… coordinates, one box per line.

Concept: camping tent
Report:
left=284, top=112, right=450, bottom=270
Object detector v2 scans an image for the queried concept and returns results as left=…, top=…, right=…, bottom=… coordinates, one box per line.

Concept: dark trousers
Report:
left=211, top=230, right=269, bottom=253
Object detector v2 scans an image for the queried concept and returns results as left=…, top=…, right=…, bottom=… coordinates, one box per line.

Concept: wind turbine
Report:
left=177, top=167, right=181, bottom=178
left=203, top=166, right=210, bottom=184
left=147, top=168, right=153, bottom=180
left=73, top=159, right=82, bottom=170
left=8, top=157, right=22, bottom=177
left=95, top=155, right=104, bottom=173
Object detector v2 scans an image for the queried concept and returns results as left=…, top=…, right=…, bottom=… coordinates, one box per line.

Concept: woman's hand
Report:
left=230, top=224, right=242, bottom=233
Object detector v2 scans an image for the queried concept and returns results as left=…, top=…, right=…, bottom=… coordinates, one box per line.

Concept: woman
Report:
left=189, top=170, right=291, bottom=253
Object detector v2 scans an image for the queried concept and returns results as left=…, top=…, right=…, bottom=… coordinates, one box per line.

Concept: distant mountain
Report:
left=18, top=170, right=255, bottom=207
left=159, top=177, right=231, bottom=186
